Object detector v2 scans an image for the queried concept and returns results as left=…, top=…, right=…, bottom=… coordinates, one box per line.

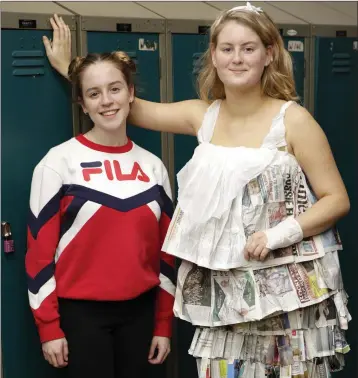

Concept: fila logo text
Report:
left=80, top=160, right=150, bottom=182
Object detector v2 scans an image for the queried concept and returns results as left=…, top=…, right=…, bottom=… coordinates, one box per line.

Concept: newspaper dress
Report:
left=162, top=100, right=351, bottom=378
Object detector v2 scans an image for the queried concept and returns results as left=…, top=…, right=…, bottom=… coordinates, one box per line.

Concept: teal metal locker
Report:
left=86, top=31, right=163, bottom=159
left=313, top=35, right=358, bottom=378
left=1, top=21, right=75, bottom=378
left=172, top=33, right=208, bottom=197
left=171, top=29, right=210, bottom=378
left=172, top=33, right=209, bottom=378
left=283, top=36, right=306, bottom=104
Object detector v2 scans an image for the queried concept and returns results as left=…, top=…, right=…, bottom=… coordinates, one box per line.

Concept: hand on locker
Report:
left=43, top=14, right=72, bottom=79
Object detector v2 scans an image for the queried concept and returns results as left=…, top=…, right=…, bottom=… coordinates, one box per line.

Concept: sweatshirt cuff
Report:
left=153, top=318, right=173, bottom=338
left=38, top=319, right=65, bottom=343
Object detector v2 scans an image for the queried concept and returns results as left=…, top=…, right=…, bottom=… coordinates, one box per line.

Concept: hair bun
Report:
left=68, top=56, right=85, bottom=82
left=112, top=51, right=136, bottom=73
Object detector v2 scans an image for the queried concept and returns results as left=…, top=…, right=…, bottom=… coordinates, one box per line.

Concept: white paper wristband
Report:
left=264, top=217, right=303, bottom=250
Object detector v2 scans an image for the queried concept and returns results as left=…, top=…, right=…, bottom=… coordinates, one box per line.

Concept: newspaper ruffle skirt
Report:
left=175, top=252, right=351, bottom=378
left=190, top=301, right=350, bottom=377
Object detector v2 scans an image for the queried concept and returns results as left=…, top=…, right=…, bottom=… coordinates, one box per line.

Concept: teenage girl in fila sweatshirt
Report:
left=26, top=50, right=175, bottom=378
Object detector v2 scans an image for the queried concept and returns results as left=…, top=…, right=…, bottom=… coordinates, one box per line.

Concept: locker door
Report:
left=314, top=36, right=358, bottom=378
left=87, top=32, right=162, bottom=159
left=171, top=32, right=209, bottom=378
left=172, top=33, right=208, bottom=196
left=1, top=29, right=73, bottom=378
left=283, top=36, right=306, bottom=104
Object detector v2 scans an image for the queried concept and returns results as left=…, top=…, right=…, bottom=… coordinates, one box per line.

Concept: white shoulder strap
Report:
left=197, top=100, right=221, bottom=143
left=279, top=100, right=294, bottom=116
left=262, top=100, right=295, bottom=149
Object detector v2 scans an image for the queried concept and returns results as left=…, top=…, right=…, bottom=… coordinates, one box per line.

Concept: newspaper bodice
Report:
left=162, top=100, right=342, bottom=270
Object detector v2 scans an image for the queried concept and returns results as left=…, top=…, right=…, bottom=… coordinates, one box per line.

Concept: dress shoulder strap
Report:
left=261, top=100, right=295, bottom=149
left=197, top=100, right=222, bottom=143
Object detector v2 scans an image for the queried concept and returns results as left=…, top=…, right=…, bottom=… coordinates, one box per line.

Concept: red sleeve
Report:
left=154, top=185, right=176, bottom=338
left=26, top=163, right=65, bottom=343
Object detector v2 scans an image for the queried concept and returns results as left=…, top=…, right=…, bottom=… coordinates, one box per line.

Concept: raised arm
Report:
left=44, top=15, right=208, bottom=136
left=43, top=14, right=72, bottom=80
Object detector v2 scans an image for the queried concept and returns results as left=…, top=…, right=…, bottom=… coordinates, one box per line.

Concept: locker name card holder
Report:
left=19, top=19, right=37, bottom=29
left=139, top=39, right=157, bottom=51
left=198, top=26, right=210, bottom=35
left=288, top=40, right=304, bottom=53
left=116, top=23, right=132, bottom=32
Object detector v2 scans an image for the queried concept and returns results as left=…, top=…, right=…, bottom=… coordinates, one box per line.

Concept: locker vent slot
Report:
left=12, top=59, right=44, bottom=67
left=332, top=60, right=350, bottom=67
left=12, top=50, right=45, bottom=76
left=331, top=67, right=351, bottom=73
left=332, top=53, right=351, bottom=74
left=12, top=50, right=44, bottom=58
left=13, top=68, right=45, bottom=76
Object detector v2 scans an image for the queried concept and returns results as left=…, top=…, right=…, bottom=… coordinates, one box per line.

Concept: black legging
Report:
left=58, top=288, right=156, bottom=378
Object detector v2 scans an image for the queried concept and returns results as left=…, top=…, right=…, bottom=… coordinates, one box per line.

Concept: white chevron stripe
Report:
left=28, top=276, right=56, bottom=310
left=55, top=201, right=102, bottom=262
left=30, top=165, right=63, bottom=218
left=146, top=201, right=161, bottom=220
left=159, top=273, right=176, bottom=296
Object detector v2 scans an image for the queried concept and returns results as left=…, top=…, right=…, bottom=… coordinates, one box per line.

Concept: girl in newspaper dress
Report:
left=46, top=4, right=351, bottom=377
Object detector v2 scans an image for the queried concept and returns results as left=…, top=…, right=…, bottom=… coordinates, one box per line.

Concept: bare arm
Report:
left=128, top=98, right=208, bottom=135
left=286, top=104, right=350, bottom=237
left=245, top=103, right=350, bottom=261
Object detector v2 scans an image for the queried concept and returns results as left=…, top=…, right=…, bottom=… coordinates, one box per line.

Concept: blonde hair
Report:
left=198, top=7, right=299, bottom=102
left=68, top=51, right=136, bottom=101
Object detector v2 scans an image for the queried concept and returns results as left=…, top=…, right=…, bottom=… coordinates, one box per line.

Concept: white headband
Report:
left=229, top=2, right=263, bottom=15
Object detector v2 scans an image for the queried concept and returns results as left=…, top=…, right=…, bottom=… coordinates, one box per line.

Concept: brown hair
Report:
left=198, top=7, right=299, bottom=102
left=68, top=51, right=136, bottom=100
